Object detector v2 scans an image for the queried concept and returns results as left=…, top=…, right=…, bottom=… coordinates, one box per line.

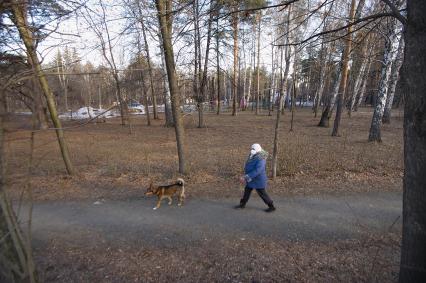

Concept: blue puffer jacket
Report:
left=244, top=150, right=268, bottom=189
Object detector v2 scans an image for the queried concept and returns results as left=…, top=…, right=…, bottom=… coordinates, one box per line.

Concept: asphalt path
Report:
left=19, top=191, right=402, bottom=249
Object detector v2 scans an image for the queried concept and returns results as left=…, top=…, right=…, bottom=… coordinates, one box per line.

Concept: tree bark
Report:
left=138, top=8, right=158, bottom=120
left=318, top=66, right=342, bottom=128
left=269, top=42, right=276, bottom=116
left=231, top=2, right=238, bottom=116
left=290, top=75, right=296, bottom=132
left=216, top=14, right=221, bottom=115
left=156, top=0, right=186, bottom=174
left=383, top=37, right=404, bottom=124
left=331, top=0, right=356, bottom=136
left=255, top=12, right=261, bottom=115
left=138, top=65, right=151, bottom=126
left=272, top=5, right=292, bottom=179
left=368, top=20, right=399, bottom=142
left=354, top=58, right=371, bottom=111
left=313, top=41, right=328, bottom=118
left=31, top=79, right=49, bottom=130
left=159, top=32, right=174, bottom=127
left=197, top=0, right=214, bottom=127
left=399, top=0, right=426, bottom=280
left=348, top=38, right=369, bottom=117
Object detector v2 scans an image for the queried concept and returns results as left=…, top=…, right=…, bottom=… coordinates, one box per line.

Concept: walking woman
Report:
left=235, top=143, right=276, bottom=212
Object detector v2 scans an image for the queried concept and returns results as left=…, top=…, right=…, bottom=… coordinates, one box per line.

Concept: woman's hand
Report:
left=239, top=176, right=246, bottom=184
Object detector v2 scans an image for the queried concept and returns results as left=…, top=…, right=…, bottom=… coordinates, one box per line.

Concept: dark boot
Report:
left=234, top=200, right=246, bottom=209
left=265, top=204, right=276, bottom=213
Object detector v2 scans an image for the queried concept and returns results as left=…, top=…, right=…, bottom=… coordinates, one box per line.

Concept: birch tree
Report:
left=272, top=4, right=292, bottom=179
left=368, top=18, right=400, bottom=142
left=331, top=0, right=357, bottom=136
left=382, top=36, right=404, bottom=124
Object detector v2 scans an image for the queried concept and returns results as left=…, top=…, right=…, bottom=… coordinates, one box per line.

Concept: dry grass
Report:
left=5, top=107, right=403, bottom=201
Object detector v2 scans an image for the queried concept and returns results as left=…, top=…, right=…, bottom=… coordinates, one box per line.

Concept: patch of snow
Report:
left=59, top=106, right=119, bottom=120
left=181, top=104, right=197, bottom=112
left=16, top=111, right=32, bottom=115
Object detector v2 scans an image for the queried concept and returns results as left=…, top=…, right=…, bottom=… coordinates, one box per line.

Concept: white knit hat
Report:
left=250, top=143, right=262, bottom=158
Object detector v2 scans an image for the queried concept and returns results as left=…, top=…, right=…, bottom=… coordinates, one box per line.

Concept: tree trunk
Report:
left=159, top=32, right=174, bottom=127
left=348, top=42, right=369, bottom=117
left=11, top=3, right=74, bottom=175
left=313, top=41, right=328, bottom=118
left=197, top=0, right=214, bottom=127
left=156, top=0, right=186, bottom=174
left=272, top=6, right=292, bottom=179
left=318, top=66, right=342, bottom=127
left=272, top=46, right=290, bottom=179
left=331, top=0, right=356, bottom=136
left=290, top=75, right=296, bottom=132
left=368, top=20, right=399, bottom=142
left=383, top=37, right=404, bottom=124
left=140, top=68, right=151, bottom=126
left=216, top=15, right=221, bottom=115
left=255, top=12, right=261, bottom=115
left=31, top=79, right=49, bottom=130
left=269, top=42, right=276, bottom=116
left=354, top=58, right=371, bottom=111
left=399, top=0, right=426, bottom=280
left=139, top=12, right=158, bottom=120
left=112, top=72, right=129, bottom=127
left=231, top=2, right=238, bottom=116
left=193, top=0, right=201, bottom=126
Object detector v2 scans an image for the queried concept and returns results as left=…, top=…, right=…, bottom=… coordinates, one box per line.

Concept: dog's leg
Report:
left=167, top=196, right=173, bottom=205
left=178, top=187, right=185, bottom=206
left=153, top=196, right=163, bottom=210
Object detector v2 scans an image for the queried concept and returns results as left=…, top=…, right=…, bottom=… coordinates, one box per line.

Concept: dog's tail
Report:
left=176, top=178, right=185, bottom=186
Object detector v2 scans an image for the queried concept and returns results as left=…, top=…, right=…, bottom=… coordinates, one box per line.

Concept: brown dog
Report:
left=145, top=178, right=185, bottom=210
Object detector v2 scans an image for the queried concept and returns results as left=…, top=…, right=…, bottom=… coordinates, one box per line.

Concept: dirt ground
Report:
left=34, top=233, right=400, bottom=283
left=4, top=107, right=404, bottom=282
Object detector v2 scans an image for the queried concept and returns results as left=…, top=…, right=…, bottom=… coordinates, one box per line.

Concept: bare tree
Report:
left=331, top=0, right=357, bottom=136
left=231, top=1, right=239, bottom=116
left=155, top=0, right=186, bottom=174
left=137, top=0, right=159, bottom=120
left=10, top=1, right=74, bottom=175
left=82, top=1, right=130, bottom=127
left=272, top=4, right=292, bottom=179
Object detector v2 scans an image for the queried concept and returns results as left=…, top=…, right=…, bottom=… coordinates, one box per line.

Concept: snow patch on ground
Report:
left=59, top=105, right=166, bottom=120
left=59, top=107, right=119, bottom=120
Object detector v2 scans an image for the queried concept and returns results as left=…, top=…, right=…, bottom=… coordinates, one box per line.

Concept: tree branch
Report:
left=275, top=12, right=394, bottom=46
left=381, top=0, right=407, bottom=25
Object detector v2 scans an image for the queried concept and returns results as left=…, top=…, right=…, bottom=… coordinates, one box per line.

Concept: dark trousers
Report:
left=241, top=186, right=274, bottom=207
